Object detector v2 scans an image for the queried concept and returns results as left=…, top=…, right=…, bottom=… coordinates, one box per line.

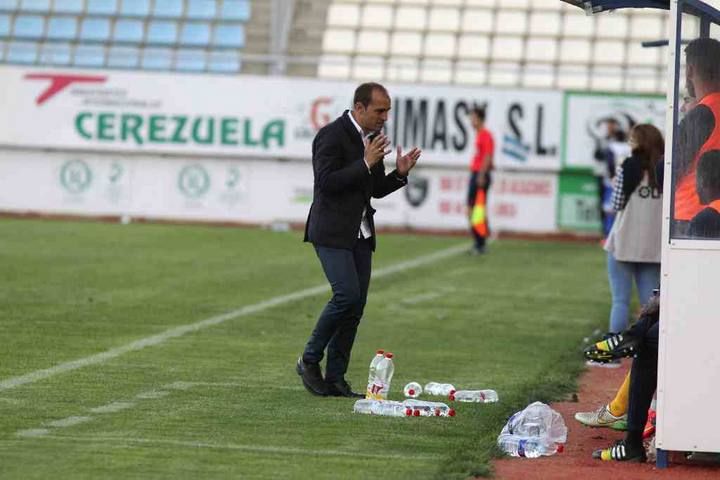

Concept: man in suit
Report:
left=297, top=82, right=421, bottom=398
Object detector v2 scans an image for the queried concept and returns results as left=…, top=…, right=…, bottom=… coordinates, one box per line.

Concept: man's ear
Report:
left=687, top=63, right=695, bottom=80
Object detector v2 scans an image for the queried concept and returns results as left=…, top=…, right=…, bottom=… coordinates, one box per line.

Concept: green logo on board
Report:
left=60, top=160, right=93, bottom=193
left=178, top=165, right=210, bottom=198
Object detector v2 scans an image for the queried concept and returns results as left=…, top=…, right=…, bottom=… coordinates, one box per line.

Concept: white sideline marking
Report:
left=89, top=401, right=135, bottom=414
left=16, top=428, right=49, bottom=437
left=0, top=244, right=466, bottom=392
left=46, top=416, right=93, bottom=428
left=135, top=390, right=170, bottom=399
left=36, top=434, right=442, bottom=462
left=165, top=381, right=243, bottom=390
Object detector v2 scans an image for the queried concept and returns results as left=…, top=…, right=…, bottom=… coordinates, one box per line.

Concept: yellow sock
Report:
left=608, top=371, right=631, bottom=417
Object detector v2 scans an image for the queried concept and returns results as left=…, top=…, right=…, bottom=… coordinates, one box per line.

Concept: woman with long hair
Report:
left=604, top=123, right=664, bottom=335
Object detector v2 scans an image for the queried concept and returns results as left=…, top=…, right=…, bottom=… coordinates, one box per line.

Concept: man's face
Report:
left=355, top=89, right=391, bottom=133
left=470, top=112, right=482, bottom=130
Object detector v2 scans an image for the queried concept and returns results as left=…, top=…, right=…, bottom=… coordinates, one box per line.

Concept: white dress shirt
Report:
left=348, top=111, right=373, bottom=240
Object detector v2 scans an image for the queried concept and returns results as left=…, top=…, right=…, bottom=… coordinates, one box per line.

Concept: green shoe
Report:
left=610, top=419, right=628, bottom=431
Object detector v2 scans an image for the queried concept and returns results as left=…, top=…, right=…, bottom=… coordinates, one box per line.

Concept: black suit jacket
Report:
left=304, top=111, right=407, bottom=251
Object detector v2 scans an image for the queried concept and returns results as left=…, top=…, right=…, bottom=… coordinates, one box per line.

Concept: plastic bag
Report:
left=501, top=401, right=567, bottom=444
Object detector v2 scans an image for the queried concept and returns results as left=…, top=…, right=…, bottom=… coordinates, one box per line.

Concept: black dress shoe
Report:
left=325, top=379, right=364, bottom=398
left=296, top=357, right=328, bottom=396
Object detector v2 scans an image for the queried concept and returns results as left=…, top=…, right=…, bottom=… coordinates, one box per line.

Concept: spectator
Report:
left=603, top=124, right=664, bottom=336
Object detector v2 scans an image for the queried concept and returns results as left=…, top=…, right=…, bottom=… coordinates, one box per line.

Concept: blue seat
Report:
left=19, top=0, right=49, bottom=12
left=7, top=40, right=38, bottom=63
left=87, top=0, right=118, bottom=15
left=119, top=0, right=149, bottom=17
left=141, top=47, right=172, bottom=70
left=53, top=0, right=83, bottom=14
left=108, top=46, right=139, bottom=68
left=213, top=24, right=244, bottom=48
left=180, top=22, right=210, bottom=46
left=39, top=42, right=72, bottom=65
left=74, top=44, right=105, bottom=67
left=187, top=0, right=216, bottom=20
left=175, top=49, right=206, bottom=71
left=147, top=20, right=177, bottom=45
left=13, top=15, right=43, bottom=39
left=0, top=14, right=9, bottom=35
left=220, top=0, right=251, bottom=21
left=153, top=0, right=183, bottom=19
left=47, top=17, right=78, bottom=40
left=0, top=1, right=16, bottom=14
left=208, top=50, right=240, bottom=73
left=80, top=18, right=110, bottom=41
left=113, top=19, right=143, bottom=43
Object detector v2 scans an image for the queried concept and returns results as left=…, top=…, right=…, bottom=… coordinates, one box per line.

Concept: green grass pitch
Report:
left=0, top=219, right=610, bottom=479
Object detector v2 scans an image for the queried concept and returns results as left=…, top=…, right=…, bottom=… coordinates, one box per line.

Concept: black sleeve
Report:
left=621, top=156, right=642, bottom=201
left=370, top=160, right=407, bottom=199
left=313, top=127, right=368, bottom=194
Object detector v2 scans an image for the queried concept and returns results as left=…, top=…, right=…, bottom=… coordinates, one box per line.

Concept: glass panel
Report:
left=80, top=18, right=110, bottom=41
left=87, top=0, right=117, bottom=15
left=671, top=7, right=720, bottom=240
left=13, top=14, right=44, bottom=38
left=207, top=50, right=239, bottom=72
left=47, top=17, right=78, bottom=40
left=187, top=0, right=216, bottom=19
left=7, top=40, right=38, bottom=63
left=180, top=21, right=210, bottom=46
left=153, top=0, right=183, bottom=18
left=19, top=0, right=49, bottom=12
left=53, top=0, right=83, bottom=14
left=147, top=20, right=177, bottom=44
left=113, top=19, right=143, bottom=42
left=175, top=48, right=206, bottom=71
left=141, top=47, right=172, bottom=69
left=74, top=44, right=105, bottom=66
left=220, top=0, right=250, bottom=21
left=119, top=0, right=149, bottom=16
left=108, top=45, right=139, bottom=68
left=39, top=42, right=71, bottom=64
left=213, top=23, right=244, bottom=47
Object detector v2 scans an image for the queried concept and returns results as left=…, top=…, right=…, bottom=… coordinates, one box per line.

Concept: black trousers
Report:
left=467, top=171, right=492, bottom=249
left=626, top=313, right=660, bottom=438
left=302, top=238, right=372, bottom=383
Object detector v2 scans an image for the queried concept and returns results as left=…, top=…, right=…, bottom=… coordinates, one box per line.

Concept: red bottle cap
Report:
left=434, top=409, right=441, bottom=416
left=449, top=389, right=456, bottom=395
left=408, top=389, right=415, bottom=396
left=385, top=353, right=393, bottom=358
left=413, top=409, right=420, bottom=417
left=557, top=444, right=564, bottom=453
left=449, top=394, right=455, bottom=401
left=376, top=349, right=384, bottom=354
left=448, top=409, right=456, bottom=417
left=405, top=408, right=412, bottom=416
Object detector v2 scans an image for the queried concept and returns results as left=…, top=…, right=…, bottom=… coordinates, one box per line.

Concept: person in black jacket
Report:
left=297, top=83, right=421, bottom=398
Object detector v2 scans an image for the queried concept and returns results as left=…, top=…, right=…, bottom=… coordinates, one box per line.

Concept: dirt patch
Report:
left=492, top=360, right=720, bottom=479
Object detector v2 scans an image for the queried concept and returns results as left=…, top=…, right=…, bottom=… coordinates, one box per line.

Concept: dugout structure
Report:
left=566, top=0, right=720, bottom=468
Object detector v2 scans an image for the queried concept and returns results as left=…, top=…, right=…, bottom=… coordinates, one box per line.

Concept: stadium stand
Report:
left=0, top=0, right=250, bottom=73
left=318, top=0, right=673, bottom=93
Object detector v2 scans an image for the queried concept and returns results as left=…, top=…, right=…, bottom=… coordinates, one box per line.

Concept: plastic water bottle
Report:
left=424, top=382, right=455, bottom=396
left=403, top=399, right=456, bottom=417
left=449, top=389, right=499, bottom=403
left=365, top=350, right=385, bottom=399
left=403, top=382, right=422, bottom=398
left=497, top=434, right=563, bottom=458
left=370, top=353, right=395, bottom=400
left=353, top=399, right=410, bottom=417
